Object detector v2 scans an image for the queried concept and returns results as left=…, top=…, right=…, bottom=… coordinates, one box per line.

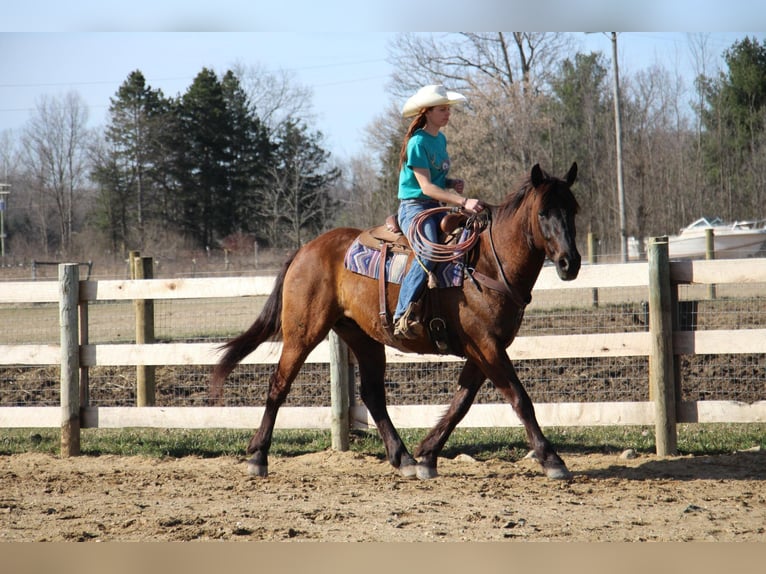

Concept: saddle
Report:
left=356, top=215, right=410, bottom=252
left=346, top=212, right=470, bottom=353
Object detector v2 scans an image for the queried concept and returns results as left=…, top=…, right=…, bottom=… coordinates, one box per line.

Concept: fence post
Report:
left=705, top=228, right=717, bottom=299
left=587, top=232, right=599, bottom=307
left=59, top=263, right=81, bottom=456
left=329, top=331, right=350, bottom=451
left=79, top=297, right=90, bottom=408
left=647, top=236, right=678, bottom=456
left=133, top=256, right=156, bottom=406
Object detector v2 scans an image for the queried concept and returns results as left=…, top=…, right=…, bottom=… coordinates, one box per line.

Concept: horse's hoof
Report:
left=545, top=465, right=572, bottom=480
left=416, top=463, right=438, bottom=480
left=399, top=464, right=418, bottom=479
left=246, top=461, right=268, bottom=477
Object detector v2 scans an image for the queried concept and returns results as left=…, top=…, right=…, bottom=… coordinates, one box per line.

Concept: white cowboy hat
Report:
left=401, top=84, right=467, bottom=118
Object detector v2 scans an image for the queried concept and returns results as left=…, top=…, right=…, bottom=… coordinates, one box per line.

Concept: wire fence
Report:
left=2, top=281, right=763, bottom=409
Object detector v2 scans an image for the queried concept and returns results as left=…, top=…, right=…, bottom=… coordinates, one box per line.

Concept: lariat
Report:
left=406, top=206, right=487, bottom=263
left=406, top=206, right=488, bottom=290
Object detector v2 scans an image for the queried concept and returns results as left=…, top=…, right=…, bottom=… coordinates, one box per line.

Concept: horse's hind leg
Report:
left=244, top=366, right=288, bottom=476
left=413, top=360, right=485, bottom=479
left=246, top=304, right=335, bottom=476
left=244, top=345, right=310, bottom=477
left=338, top=327, right=417, bottom=478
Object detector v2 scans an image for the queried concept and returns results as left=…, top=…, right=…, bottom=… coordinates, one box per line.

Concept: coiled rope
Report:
left=406, top=206, right=486, bottom=264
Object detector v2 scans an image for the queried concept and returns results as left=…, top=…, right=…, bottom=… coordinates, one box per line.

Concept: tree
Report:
left=93, top=70, right=168, bottom=249
left=389, top=32, right=574, bottom=98
left=89, top=133, right=131, bottom=255
left=220, top=70, right=275, bottom=236
left=171, top=68, right=235, bottom=247
left=334, top=152, right=397, bottom=230
left=699, top=36, right=766, bottom=219
left=622, top=64, right=695, bottom=243
left=263, top=119, right=341, bottom=248
left=20, top=91, right=91, bottom=254
left=230, top=62, right=314, bottom=132
left=546, top=52, right=612, bottom=242
left=159, top=68, right=280, bottom=249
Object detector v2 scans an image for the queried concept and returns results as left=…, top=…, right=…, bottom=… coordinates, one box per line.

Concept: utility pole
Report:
left=0, top=182, right=10, bottom=259
left=611, top=32, right=628, bottom=262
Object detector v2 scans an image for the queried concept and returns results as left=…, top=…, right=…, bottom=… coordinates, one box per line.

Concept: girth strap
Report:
left=378, top=242, right=390, bottom=328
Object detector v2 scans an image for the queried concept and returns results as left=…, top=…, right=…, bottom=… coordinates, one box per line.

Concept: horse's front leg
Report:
left=413, top=360, right=485, bottom=479
left=486, top=352, right=571, bottom=480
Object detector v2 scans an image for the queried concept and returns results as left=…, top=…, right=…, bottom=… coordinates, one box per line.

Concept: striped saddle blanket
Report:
left=343, top=228, right=464, bottom=288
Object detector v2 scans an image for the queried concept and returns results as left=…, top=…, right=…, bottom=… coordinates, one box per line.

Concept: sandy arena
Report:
left=1, top=448, right=764, bottom=542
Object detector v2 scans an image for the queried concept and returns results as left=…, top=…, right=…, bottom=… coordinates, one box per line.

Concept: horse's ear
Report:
left=531, top=163, right=544, bottom=187
left=566, top=162, right=578, bottom=186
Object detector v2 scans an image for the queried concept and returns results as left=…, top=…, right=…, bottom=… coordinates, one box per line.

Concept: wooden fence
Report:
left=1, top=238, right=765, bottom=457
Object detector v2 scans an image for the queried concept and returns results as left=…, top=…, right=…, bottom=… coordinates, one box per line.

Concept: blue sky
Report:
left=1, top=2, right=766, bottom=161
left=0, top=32, right=395, bottom=159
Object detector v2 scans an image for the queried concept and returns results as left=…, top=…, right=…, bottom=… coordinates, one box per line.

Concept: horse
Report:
left=211, top=162, right=581, bottom=480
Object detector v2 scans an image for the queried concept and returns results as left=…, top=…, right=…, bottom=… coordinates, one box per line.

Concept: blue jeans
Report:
left=394, top=199, right=443, bottom=319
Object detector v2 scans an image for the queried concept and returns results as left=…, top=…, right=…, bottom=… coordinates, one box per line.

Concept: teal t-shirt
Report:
left=398, top=129, right=451, bottom=200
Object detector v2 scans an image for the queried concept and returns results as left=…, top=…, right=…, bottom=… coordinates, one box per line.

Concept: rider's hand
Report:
left=461, top=197, right=484, bottom=213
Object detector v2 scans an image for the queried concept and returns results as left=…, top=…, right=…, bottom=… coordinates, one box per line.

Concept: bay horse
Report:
left=211, top=162, right=581, bottom=480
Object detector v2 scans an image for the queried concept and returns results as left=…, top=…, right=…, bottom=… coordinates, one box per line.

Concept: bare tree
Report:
left=447, top=81, right=553, bottom=204
left=0, top=130, right=16, bottom=179
left=20, top=91, right=91, bottom=254
left=334, top=152, right=398, bottom=228
left=385, top=32, right=577, bottom=188
left=388, top=32, right=575, bottom=98
left=230, top=61, right=314, bottom=132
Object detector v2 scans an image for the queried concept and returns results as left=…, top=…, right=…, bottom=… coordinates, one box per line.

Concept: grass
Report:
left=1, top=424, right=764, bottom=460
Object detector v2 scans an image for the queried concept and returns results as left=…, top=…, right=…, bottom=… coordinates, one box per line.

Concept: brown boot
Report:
left=393, top=302, right=423, bottom=340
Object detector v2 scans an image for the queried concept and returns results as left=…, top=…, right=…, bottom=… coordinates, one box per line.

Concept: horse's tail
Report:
left=209, top=252, right=296, bottom=405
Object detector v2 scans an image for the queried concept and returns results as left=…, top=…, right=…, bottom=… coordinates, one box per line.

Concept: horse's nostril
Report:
left=558, top=258, right=569, bottom=272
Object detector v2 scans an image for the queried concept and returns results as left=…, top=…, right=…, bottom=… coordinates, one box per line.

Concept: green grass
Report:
left=2, top=424, right=764, bottom=459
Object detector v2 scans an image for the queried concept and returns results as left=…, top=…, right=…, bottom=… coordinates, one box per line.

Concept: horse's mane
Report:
left=495, top=168, right=579, bottom=222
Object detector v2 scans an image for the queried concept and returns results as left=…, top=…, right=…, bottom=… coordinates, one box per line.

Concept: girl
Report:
left=393, top=84, right=484, bottom=339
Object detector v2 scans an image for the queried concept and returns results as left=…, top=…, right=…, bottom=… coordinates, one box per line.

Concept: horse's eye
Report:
left=538, top=210, right=548, bottom=218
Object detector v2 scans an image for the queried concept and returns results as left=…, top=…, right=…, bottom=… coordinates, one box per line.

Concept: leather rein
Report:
left=465, top=208, right=532, bottom=309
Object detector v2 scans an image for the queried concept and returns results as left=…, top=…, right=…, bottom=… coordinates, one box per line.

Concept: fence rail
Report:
left=1, top=239, right=765, bottom=457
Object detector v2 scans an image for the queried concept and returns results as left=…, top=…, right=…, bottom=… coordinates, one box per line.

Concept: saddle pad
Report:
left=344, top=238, right=464, bottom=288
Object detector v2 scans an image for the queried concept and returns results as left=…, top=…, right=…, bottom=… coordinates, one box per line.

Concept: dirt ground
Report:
left=1, top=448, right=764, bottom=542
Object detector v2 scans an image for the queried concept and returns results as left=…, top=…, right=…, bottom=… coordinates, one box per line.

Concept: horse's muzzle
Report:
left=555, top=251, right=581, bottom=280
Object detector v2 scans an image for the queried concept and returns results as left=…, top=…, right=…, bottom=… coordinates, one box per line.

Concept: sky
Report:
left=2, top=2, right=766, bottom=162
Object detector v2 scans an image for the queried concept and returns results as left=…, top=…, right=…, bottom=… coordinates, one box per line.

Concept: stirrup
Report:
left=428, top=317, right=449, bottom=352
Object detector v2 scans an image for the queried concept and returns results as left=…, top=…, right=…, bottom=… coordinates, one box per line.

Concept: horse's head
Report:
left=529, top=162, right=581, bottom=280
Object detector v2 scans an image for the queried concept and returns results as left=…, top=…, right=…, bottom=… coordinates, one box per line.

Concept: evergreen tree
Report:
left=173, top=68, right=233, bottom=247
left=220, top=70, right=275, bottom=237
left=699, top=36, right=766, bottom=218
left=98, top=70, right=167, bottom=248
left=547, top=52, right=612, bottom=246
left=90, top=136, right=131, bottom=254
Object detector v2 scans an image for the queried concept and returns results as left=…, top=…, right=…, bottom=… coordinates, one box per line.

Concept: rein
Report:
left=468, top=209, right=532, bottom=308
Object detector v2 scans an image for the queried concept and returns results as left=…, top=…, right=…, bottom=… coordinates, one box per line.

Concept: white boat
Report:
left=668, top=217, right=766, bottom=259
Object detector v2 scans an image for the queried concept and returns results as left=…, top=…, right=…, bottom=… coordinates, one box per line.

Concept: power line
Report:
left=0, top=58, right=389, bottom=90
